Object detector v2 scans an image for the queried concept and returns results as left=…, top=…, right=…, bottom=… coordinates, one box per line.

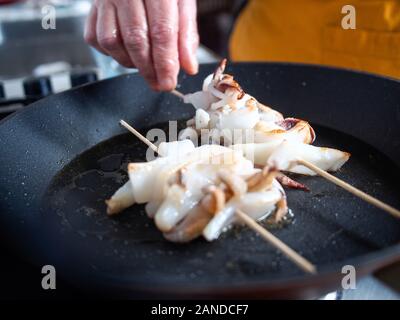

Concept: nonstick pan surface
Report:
left=0, top=63, right=399, bottom=298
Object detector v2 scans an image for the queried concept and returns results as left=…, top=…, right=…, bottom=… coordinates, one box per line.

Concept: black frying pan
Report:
left=0, top=63, right=399, bottom=299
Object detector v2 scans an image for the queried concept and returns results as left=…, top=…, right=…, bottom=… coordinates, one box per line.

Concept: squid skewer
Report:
left=175, top=59, right=315, bottom=145
left=170, top=80, right=400, bottom=218
left=116, top=119, right=317, bottom=274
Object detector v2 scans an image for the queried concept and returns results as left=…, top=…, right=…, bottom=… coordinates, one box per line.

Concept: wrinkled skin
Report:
left=85, top=0, right=199, bottom=91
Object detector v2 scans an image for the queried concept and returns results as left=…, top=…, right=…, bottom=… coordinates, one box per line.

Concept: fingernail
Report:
left=191, top=59, right=199, bottom=74
left=188, top=51, right=199, bottom=74
left=159, top=77, right=175, bottom=91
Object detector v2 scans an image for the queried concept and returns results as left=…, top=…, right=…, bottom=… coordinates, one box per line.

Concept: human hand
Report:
left=85, top=0, right=199, bottom=91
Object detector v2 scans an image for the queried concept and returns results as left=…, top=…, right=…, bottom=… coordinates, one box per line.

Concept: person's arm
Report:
left=84, top=0, right=199, bottom=91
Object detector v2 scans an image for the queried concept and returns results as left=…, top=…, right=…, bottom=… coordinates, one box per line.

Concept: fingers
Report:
left=85, top=0, right=197, bottom=91
left=84, top=4, right=107, bottom=55
left=117, top=0, right=158, bottom=89
left=96, top=2, right=134, bottom=68
left=145, top=0, right=180, bottom=91
left=178, top=0, right=199, bottom=75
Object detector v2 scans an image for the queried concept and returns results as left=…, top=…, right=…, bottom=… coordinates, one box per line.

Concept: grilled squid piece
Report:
left=182, top=60, right=263, bottom=130
left=232, top=140, right=350, bottom=175
left=106, top=140, right=195, bottom=214
left=267, top=140, right=351, bottom=175
left=105, top=182, right=135, bottom=215
left=203, top=167, right=285, bottom=241
left=183, top=90, right=218, bottom=110
left=181, top=59, right=316, bottom=147
left=163, top=186, right=224, bottom=243
left=158, top=139, right=195, bottom=157
left=154, top=184, right=198, bottom=232
left=258, top=103, right=284, bottom=122
left=145, top=200, right=161, bottom=218
left=163, top=204, right=213, bottom=243
left=154, top=147, right=256, bottom=232
left=254, top=118, right=316, bottom=144
left=202, top=188, right=283, bottom=241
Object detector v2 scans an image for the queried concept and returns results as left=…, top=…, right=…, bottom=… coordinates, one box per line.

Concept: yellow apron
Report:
left=230, top=0, right=400, bottom=78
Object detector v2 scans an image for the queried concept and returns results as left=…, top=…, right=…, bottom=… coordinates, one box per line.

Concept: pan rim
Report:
left=69, top=239, right=400, bottom=297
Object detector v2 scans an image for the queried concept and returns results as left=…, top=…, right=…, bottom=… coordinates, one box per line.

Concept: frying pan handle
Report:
left=374, top=261, right=400, bottom=293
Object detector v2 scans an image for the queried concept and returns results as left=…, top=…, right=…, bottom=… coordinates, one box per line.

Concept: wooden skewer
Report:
left=297, top=159, right=400, bottom=219
left=236, top=209, right=316, bottom=274
left=119, top=119, right=159, bottom=154
left=170, top=89, right=185, bottom=100
left=120, top=118, right=316, bottom=274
